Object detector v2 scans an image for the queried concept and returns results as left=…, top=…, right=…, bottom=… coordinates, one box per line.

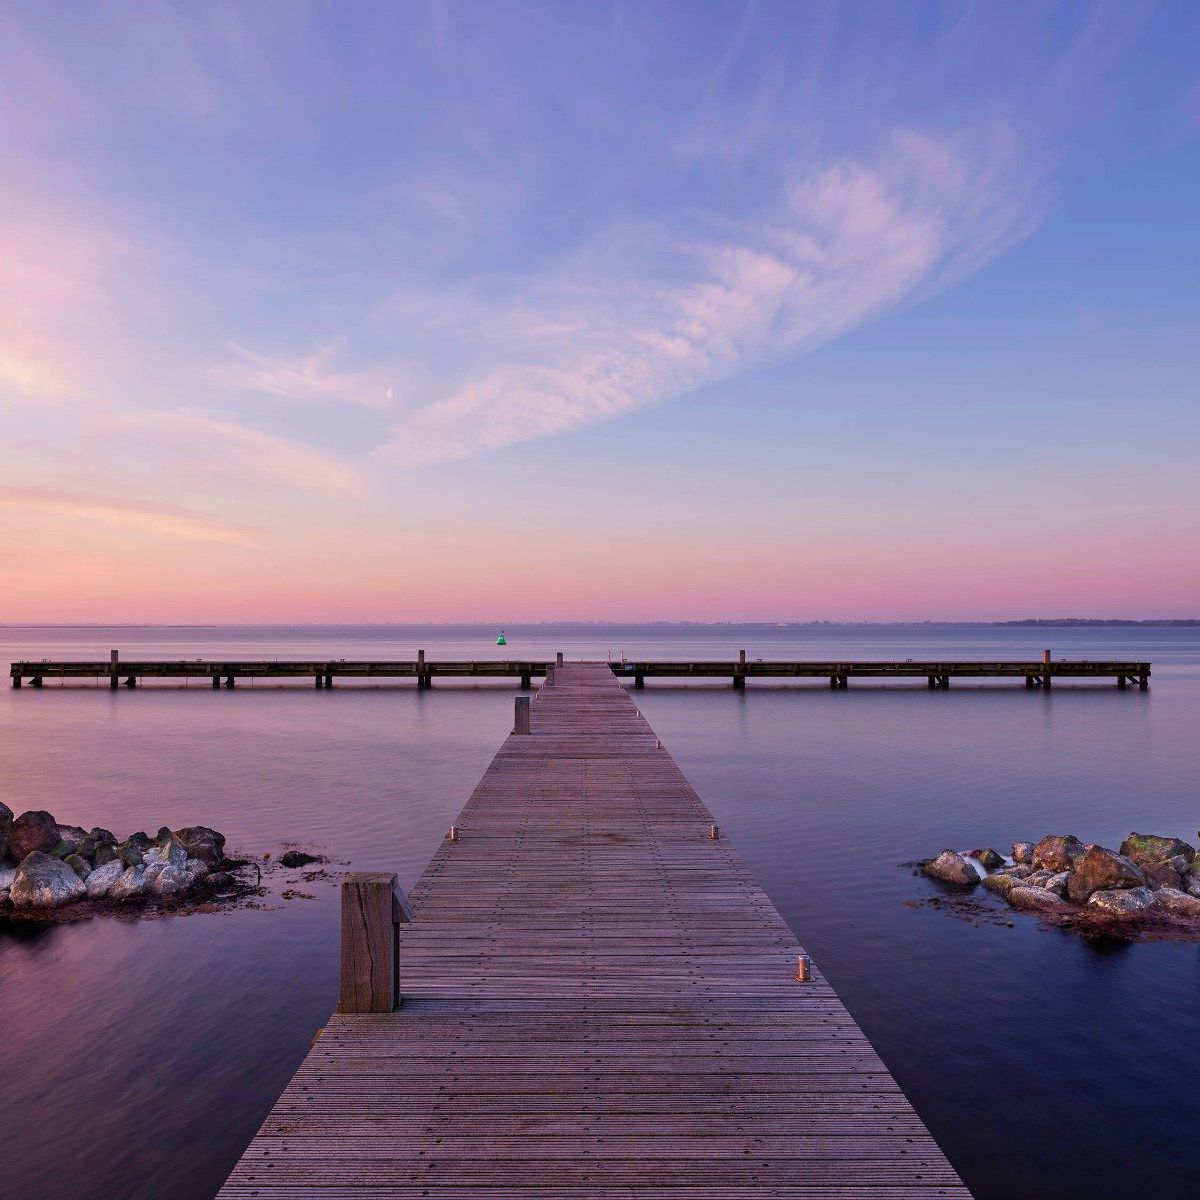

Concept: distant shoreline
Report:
left=1, top=619, right=1196, bottom=630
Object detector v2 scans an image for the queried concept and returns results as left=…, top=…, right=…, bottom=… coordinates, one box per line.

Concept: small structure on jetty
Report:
left=10, top=648, right=1149, bottom=690
left=217, top=661, right=971, bottom=1198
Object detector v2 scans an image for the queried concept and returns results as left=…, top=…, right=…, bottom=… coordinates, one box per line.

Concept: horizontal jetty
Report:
left=10, top=650, right=1150, bottom=689
left=217, top=662, right=972, bottom=1198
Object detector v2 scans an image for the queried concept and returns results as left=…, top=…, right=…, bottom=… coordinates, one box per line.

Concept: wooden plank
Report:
left=220, top=660, right=970, bottom=1196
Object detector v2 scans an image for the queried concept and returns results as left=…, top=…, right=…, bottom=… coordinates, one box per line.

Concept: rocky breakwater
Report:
left=0, top=802, right=242, bottom=915
left=922, top=832, right=1200, bottom=933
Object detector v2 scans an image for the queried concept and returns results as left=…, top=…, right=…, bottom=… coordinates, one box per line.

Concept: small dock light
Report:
left=795, top=954, right=811, bottom=982
left=708, top=824, right=719, bottom=840
left=448, top=826, right=459, bottom=843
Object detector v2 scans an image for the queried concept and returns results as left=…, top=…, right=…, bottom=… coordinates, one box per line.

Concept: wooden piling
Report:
left=513, top=695, right=531, bottom=734
left=337, top=872, right=413, bottom=1014
left=109, top=649, right=119, bottom=690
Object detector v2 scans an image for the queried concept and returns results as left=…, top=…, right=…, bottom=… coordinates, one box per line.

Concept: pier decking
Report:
left=217, top=662, right=971, bottom=1198
left=9, top=651, right=1149, bottom=689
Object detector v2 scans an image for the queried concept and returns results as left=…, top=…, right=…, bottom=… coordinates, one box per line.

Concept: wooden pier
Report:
left=217, top=662, right=971, bottom=1199
left=9, top=649, right=1149, bottom=689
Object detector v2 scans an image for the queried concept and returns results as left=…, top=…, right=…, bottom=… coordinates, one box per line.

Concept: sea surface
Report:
left=1, top=623, right=1197, bottom=1200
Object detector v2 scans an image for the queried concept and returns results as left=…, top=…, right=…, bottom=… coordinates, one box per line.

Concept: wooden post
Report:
left=513, top=696, right=531, bottom=734
left=417, top=649, right=429, bottom=689
left=1117, top=675, right=1127, bottom=689
left=1139, top=668, right=1149, bottom=691
left=338, top=872, right=413, bottom=1013
left=315, top=672, right=323, bottom=688
left=928, top=675, right=937, bottom=688
left=225, top=675, right=235, bottom=688
left=556, top=651, right=564, bottom=667
left=32, top=675, right=43, bottom=688
left=634, top=674, right=644, bottom=689
left=110, top=649, right=119, bottom=690
left=124, top=675, right=136, bottom=688
left=733, top=649, right=746, bottom=689
left=545, top=664, right=555, bottom=687
left=211, top=674, right=220, bottom=689
left=12, top=672, right=21, bottom=688
left=520, top=672, right=531, bottom=690
left=324, top=670, right=333, bottom=688
left=1042, top=648, right=1052, bottom=690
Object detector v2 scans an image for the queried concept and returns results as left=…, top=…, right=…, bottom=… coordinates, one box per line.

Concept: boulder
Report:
left=1119, top=833, right=1195, bottom=867
left=90, top=827, right=117, bottom=847
left=108, top=865, right=148, bottom=900
left=0, top=864, right=16, bottom=891
left=1088, top=885, right=1155, bottom=916
left=9, top=851, right=87, bottom=908
left=1000, top=864, right=1033, bottom=880
left=203, top=871, right=236, bottom=890
left=9, top=811, right=61, bottom=861
left=64, top=853, right=91, bottom=880
left=280, top=850, right=321, bottom=868
left=55, top=824, right=89, bottom=853
left=1032, top=835, right=1086, bottom=873
left=1012, top=841, right=1035, bottom=865
left=117, top=832, right=151, bottom=867
left=1026, top=870, right=1055, bottom=888
left=1143, top=862, right=1182, bottom=890
left=1189, top=879, right=1200, bottom=900
left=1066, top=846, right=1146, bottom=904
left=923, top=850, right=980, bottom=886
left=183, top=858, right=208, bottom=884
left=982, top=873, right=1025, bottom=897
left=172, top=826, right=226, bottom=865
left=85, top=860, right=124, bottom=899
left=0, top=801, right=12, bottom=862
left=93, top=843, right=117, bottom=867
left=1045, top=871, right=1070, bottom=897
left=1167, top=854, right=1190, bottom=875
left=1009, top=886, right=1066, bottom=912
left=144, top=833, right=188, bottom=870
left=150, top=863, right=189, bottom=895
left=1154, top=888, right=1200, bottom=919
left=970, top=848, right=1005, bottom=870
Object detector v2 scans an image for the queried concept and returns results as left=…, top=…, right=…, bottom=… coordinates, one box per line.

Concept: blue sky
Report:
left=0, top=1, right=1197, bottom=619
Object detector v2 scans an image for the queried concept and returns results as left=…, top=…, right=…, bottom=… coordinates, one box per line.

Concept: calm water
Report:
left=2, top=624, right=1198, bottom=1200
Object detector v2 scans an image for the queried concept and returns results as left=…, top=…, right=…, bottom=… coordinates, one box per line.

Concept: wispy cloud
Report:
left=375, top=125, right=1045, bottom=465
left=0, top=486, right=255, bottom=545
left=213, top=342, right=396, bottom=412
left=102, top=411, right=367, bottom=498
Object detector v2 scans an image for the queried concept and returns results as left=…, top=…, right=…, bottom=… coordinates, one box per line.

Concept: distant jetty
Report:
left=11, top=649, right=1150, bottom=690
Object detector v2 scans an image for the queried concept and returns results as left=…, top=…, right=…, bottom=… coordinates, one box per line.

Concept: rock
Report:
left=182, top=858, right=208, bottom=884
left=1088, top=885, right=1155, bottom=916
left=150, top=863, right=189, bottom=895
left=64, top=853, right=92, bottom=880
left=1119, top=833, right=1196, bottom=867
left=93, top=844, right=116, bottom=867
left=9, top=811, right=61, bottom=861
left=117, top=832, right=151, bottom=867
left=999, top=864, right=1033, bottom=880
left=1026, top=870, right=1055, bottom=888
left=85, top=860, right=124, bottom=899
left=1066, top=846, right=1147, bottom=903
left=55, top=824, right=89, bottom=853
left=1011, top=841, right=1035, bottom=865
left=280, top=850, right=322, bottom=868
left=203, top=871, right=236, bottom=890
left=1032, top=834, right=1086, bottom=873
left=1189, top=879, right=1200, bottom=900
left=1143, top=862, right=1182, bottom=890
left=90, top=827, right=117, bottom=847
left=970, top=848, right=1005, bottom=870
left=0, top=864, right=16, bottom=891
left=108, top=865, right=148, bottom=900
left=982, top=873, right=1025, bottom=897
left=1009, top=886, right=1067, bottom=912
left=144, top=833, right=188, bottom=870
left=923, top=850, right=980, bottom=886
left=1046, top=871, right=1070, bottom=897
left=1154, top=888, right=1200, bottom=919
left=172, top=825, right=226, bottom=865
left=1167, top=854, right=1190, bottom=875
left=0, top=801, right=12, bottom=862
left=9, top=851, right=87, bottom=908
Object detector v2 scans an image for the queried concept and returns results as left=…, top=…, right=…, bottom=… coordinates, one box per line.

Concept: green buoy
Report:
left=496, top=631, right=507, bottom=646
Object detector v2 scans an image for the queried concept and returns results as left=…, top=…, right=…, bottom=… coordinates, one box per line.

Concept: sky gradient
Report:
left=1, top=1, right=1197, bottom=621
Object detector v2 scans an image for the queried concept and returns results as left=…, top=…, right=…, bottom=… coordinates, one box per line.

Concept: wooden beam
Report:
left=338, top=872, right=411, bottom=1014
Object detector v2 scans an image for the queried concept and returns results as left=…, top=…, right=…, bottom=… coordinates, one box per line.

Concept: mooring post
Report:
left=556, top=651, right=564, bottom=667
left=733, top=649, right=746, bottom=689
left=513, top=696, right=531, bottom=734
left=1139, top=667, right=1149, bottom=691
left=545, top=663, right=555, bottom=687
left=338, top=871, right=413, bottom=1014
left=520, top=672, right=531, bottom=690
left=1042, top=648, right=1052, bottom=690
left=110, top=649, right=119, bottom=690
